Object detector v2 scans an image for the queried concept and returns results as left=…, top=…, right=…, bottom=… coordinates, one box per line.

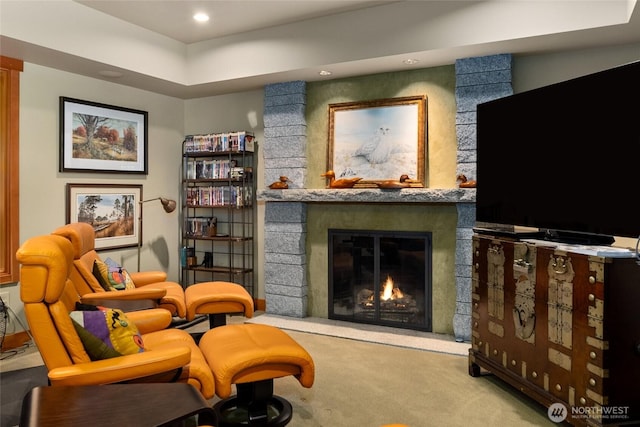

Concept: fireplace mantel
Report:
left=257, top=188, right=476, bottom=204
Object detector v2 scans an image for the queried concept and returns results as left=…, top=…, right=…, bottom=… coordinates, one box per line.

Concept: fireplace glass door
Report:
left=329, top=229, right=432, bottom=331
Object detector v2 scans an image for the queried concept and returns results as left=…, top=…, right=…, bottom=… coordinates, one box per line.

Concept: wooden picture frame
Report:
left=60, top=97, right=148, bottom=174
left=66, top=184, right=142, bottom=250
left=328, top=95, right=427, bottom=187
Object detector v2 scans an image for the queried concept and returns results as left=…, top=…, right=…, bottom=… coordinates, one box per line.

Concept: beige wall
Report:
left=18, top=63, right=184, bottom=272
left=4, top=42, right=639, bottom=330
left=513, top=42, right=640, bottom=92
left=6, top=63, right=185, bottom=325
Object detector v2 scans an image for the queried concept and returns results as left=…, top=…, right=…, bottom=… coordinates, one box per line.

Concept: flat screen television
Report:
left=475, top=60, right=640, bottom=245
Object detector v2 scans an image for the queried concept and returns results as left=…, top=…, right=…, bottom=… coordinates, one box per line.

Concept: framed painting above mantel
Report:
left=327, top=95, right=427, bottom=187
left=59, top=97, right=148, bottom=174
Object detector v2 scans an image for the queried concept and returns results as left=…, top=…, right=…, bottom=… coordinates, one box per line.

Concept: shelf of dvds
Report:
left=181, top=131, right=255, bottom=297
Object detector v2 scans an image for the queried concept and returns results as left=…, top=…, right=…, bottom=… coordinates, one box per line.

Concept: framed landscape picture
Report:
left=59, top=97, right=148, bottom=174
left=328, top=95, right=426, bottom=187
left=66, top=184, right=142, bottom=250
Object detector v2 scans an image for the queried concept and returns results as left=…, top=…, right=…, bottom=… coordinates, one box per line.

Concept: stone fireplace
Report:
left=258, top=54, right=513, bottom=342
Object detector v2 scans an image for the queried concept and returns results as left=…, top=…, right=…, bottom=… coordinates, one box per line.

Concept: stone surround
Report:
left=451, top=54, right=513, bottom=341
left=259, top=54, right=512, bottom=342
left=259, top=188, right=475, bottom=204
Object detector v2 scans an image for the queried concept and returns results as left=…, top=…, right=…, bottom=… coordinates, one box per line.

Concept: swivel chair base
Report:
left=213, top=379, right=293, bottom=427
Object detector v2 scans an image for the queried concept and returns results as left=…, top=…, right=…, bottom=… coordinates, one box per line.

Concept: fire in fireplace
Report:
left=359, top=274, right=418, bottom=312
left=329, top=229, right=432, bottom=331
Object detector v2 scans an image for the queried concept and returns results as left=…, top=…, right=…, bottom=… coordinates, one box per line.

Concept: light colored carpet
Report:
left=245, top=314, right=469, bottom=356
left=240, top=329, right=553, bottom=427
left=210, top=314, right=555, bottom=427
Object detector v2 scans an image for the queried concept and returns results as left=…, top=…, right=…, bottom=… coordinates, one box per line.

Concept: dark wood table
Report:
left=20, top=383, right=216, bottom=426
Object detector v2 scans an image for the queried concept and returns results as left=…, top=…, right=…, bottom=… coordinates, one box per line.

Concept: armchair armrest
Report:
left=47, top=346, right=191, bottom=386
left=129, top=271, right=168, bottom=286
left=83, top=288, right=167, bottom=300
left=126, top=308, right=173, bottom=334
left=80, top=288, right=167, bottom=312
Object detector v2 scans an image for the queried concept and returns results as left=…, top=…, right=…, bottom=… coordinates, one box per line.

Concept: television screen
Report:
left=476, top=60, right=640, bottom=243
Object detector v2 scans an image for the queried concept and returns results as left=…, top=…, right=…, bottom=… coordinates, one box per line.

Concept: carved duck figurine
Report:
left=269, top=176, right=290, bottom=189
left=321, top=170, right=362, bottom=189
left=377, top=174, right=412, bottom=189
left=457, top=174, right=477, bottom=188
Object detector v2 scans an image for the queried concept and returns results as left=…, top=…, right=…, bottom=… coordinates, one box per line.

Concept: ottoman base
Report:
left=213, top=380, right=292, bottom=427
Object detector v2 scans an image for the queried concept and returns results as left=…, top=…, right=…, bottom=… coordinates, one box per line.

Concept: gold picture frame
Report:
left=328, top=95, right=427, bottom=187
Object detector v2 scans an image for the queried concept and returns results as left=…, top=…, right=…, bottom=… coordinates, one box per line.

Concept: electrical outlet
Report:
left=0, top=291, right=9, bottom=307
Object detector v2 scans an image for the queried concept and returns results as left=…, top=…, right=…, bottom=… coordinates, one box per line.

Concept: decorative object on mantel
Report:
left=457, top=174, right=476, bottom=188
left=268, top=176, right=290, bottom=189
left=321, top=170, right=362, bottom=189
left=377, top=174, right=412, bottom=189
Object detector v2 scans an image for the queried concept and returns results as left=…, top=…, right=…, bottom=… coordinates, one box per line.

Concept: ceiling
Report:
left=75, top=1, right=401, bottom=45
left=1, top=1, right=639, bottom=98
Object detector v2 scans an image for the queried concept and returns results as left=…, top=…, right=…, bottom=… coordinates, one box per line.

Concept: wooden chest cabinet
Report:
left=469, top=234, right=640, bottom=426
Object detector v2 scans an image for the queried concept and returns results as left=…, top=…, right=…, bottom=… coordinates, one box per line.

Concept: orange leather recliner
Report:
left=17, top=234, right=215, bottom=397
left=52, top=222, right=254, bottom=329
left=17, top=234, right=315, bottom=426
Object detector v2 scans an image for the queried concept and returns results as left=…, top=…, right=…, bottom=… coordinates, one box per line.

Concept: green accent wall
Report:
left=304, top=66, right=459, bottom=334
left=306, top=65, right=457, bottom=189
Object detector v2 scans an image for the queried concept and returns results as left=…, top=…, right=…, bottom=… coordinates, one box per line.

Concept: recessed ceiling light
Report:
left=403, top=59, right=419, bottom=65
left=319, top=70, right=332, bottom=76
left=99, top=70, right=123, bottom=78
left=193, top=12, right=209, bottom=22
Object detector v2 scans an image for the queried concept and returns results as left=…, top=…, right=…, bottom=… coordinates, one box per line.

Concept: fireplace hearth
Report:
left=329, top=229, right=432, bottom=331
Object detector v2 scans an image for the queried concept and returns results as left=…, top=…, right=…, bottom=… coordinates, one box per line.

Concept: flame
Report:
left=382, top=276, right=393, bottom=300
left=381, top=275, right=404, bottom=300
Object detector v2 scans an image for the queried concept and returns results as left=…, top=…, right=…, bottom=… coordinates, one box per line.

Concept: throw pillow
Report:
left=103, top=257, right=135, bottom=290
left=71, top=318, right=121, bottom=360
left=70, top=306, right=145, bottom=361
left=92, top=259, right=113, bottom=291
left=92, top=258, right=135, bottom=291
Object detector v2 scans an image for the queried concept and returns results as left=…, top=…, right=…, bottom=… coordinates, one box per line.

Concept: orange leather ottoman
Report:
left=185, top=281, right=254, bottom=328
left=199, top=323, right=315, bottom=426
